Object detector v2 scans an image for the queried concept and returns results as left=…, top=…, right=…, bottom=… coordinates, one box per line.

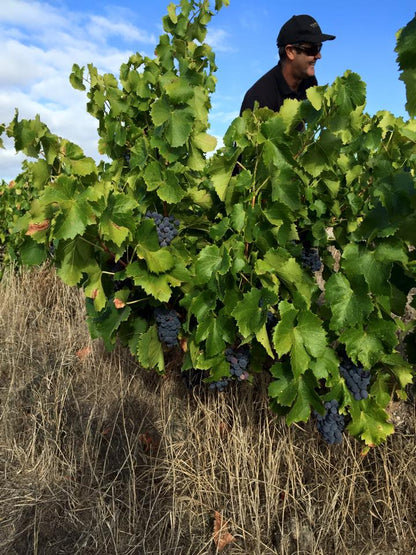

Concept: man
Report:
left=240, top=15, right=335, bottom=115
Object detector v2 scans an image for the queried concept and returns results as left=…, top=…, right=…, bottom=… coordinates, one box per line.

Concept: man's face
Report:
left=286, top=43, right=322, bottom=80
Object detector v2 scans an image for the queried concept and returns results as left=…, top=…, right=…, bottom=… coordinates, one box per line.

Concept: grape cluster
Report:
left=340, top=357, right=371, bottom=401
left=154, top=307, right=181, bottom=347
left=225, top=346, right=250, bottom=381
left=315, top=400, right=345, bottom=445
left=145, top=211, right=179, bottom=247
left=301, top=246, right=322, bottom=272
left=209, top=378, right=229, bottom=392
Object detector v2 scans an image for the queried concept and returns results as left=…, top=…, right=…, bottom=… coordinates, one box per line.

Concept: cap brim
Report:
left=319, top=33, right=336, bottom=42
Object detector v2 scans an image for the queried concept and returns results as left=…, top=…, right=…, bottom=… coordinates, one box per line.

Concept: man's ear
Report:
left=285, top=45, right=296, bottom=61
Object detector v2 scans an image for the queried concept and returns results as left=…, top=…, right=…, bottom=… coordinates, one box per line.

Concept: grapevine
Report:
left=0, top=2, right=415, bottom=449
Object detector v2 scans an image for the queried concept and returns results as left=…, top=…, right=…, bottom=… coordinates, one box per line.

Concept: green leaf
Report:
left=157, top=171, right=186, bottom=203
left=261, top=248, right=314, bottom=306
left=130, top=137, right=148, bottom=169
left=167, top=108, right=194, bottom=146
left=340, top=327, right=385, bottom=368
left=193, top=132, right=217, bottom=152
left=137, top=325, right=165, bottom=372
left=164, top=76, right=194, bottom=104
left=99, top=219, right=130, bottom=246
left=144, top=161, right=164, bottom=191
left=330, top=71, right=367, bottom=115
left=151, top=96, right=171, bottom=126
left=56, top=237, right=94, bottom=286
left=381, top=353, right=414, bottom=389
left=86, top=299, right=131, bottom=350
left=136, top=245, right=175, bottom=274
left=209, top=151, right=241, bottom=201
left=325, top=273, right=373, bottom=331
left=84, top=263, right=107, bottom=311
left=151, top=97, right=194, bottom=147
left=127, top=261, right=172, bottom=302
left=342, top=243, right=392, bottom=301
left=20, top=238, right=47, bottom=265
left=269, top=365, right=321, bottom=424
left=348, top=399, right=394, bottom=446
left=195, top=244, right=230, bottom=283
left=42, top=176, right=95, bottom=240
left=69, top=63, right=86, bottom=91
left=309, top=347, right=339, bottom=380
left=255, top=323, right=274, bottom=357
left=268, top=362, right=298, bottom=406
left=195, top=312, right=231, bottom=357
left=306, top=86, right=325, bottom=111
left=272, top=303, right=326, bottom=378
left=286, top=374, right=322, bottom=425
left=184, top=290, right=217, bottom=323
left=31, top=159, right=50, bottom=189
left=230, top=203, right=246, bottom=232
left=167, top=3, right=177, bottom=23
left=231, top=288, right=264, bottom=337
left=301, top=130, right=343, bottom=177
left=296, top=310, right=327, bottom=358
left=122, top=317, right=148, bottom=356
left=69, top=157, right=98, bottom=176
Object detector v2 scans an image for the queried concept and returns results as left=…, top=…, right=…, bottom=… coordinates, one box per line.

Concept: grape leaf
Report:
left=325, top=273, right=373, bottom=330
left=137, top=325, right=165, bottom=373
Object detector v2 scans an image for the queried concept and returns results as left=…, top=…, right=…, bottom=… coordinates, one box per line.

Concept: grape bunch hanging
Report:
left=315, top=400, right=345, bottom=444
left=301, top=246, right=322, bottom=272
left=340, top=357, right=371, bottom=401
left=154, top=307, right=181, bottom=347
left=225, top=346, right=250, bottom=381
left=145, top=211, right=180, bottom=247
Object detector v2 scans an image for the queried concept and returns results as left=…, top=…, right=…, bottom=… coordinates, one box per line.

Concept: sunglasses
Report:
left=291, top=43, right=322, bottom=56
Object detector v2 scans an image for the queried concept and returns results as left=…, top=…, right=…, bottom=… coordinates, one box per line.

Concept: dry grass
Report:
left=0, top=265, right=415, bottom=554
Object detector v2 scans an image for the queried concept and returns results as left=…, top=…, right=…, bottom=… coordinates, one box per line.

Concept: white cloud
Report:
left=0, top=2, right=237, bottom=181
left=0, top=0, right=69, bottom=32
left=0, top=1, right=158, bottom=181
left=207, top=28, right=235, bottom=52
left=87, top=15, right=156, bottom=44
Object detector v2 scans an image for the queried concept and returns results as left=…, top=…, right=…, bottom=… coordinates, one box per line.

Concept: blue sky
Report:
left=0, top=0, right=414, bottom=180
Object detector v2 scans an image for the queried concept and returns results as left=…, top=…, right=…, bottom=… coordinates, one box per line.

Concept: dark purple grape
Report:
left=301, top=246, right=322, bottom=272
left=154, top=307, right=181, bottom=347
left=339, top=355, right=371, bottom=401
left=225, top=345, right=250, bottom=381
left=315, top=399, right=344, bottom=444
left=145, top=211, right=179, bottom=247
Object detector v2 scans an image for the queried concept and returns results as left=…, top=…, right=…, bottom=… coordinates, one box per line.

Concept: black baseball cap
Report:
left=277, top=15, right=336, bottom=46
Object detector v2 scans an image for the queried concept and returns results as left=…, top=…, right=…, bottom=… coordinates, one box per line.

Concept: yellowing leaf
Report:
left=26, top=220, right=50, bottom=235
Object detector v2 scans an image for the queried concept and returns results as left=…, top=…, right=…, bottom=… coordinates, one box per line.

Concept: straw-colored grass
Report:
left=0, top=265, right=415, bottom=554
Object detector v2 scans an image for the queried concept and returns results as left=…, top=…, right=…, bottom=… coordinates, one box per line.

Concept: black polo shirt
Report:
left=240, top=61, right=317, bottom=115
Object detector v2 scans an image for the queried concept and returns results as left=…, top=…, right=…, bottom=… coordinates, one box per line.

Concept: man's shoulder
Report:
left=246, top=64, right=280, bottom=92
left=240, top=65, right=281, bottom=113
